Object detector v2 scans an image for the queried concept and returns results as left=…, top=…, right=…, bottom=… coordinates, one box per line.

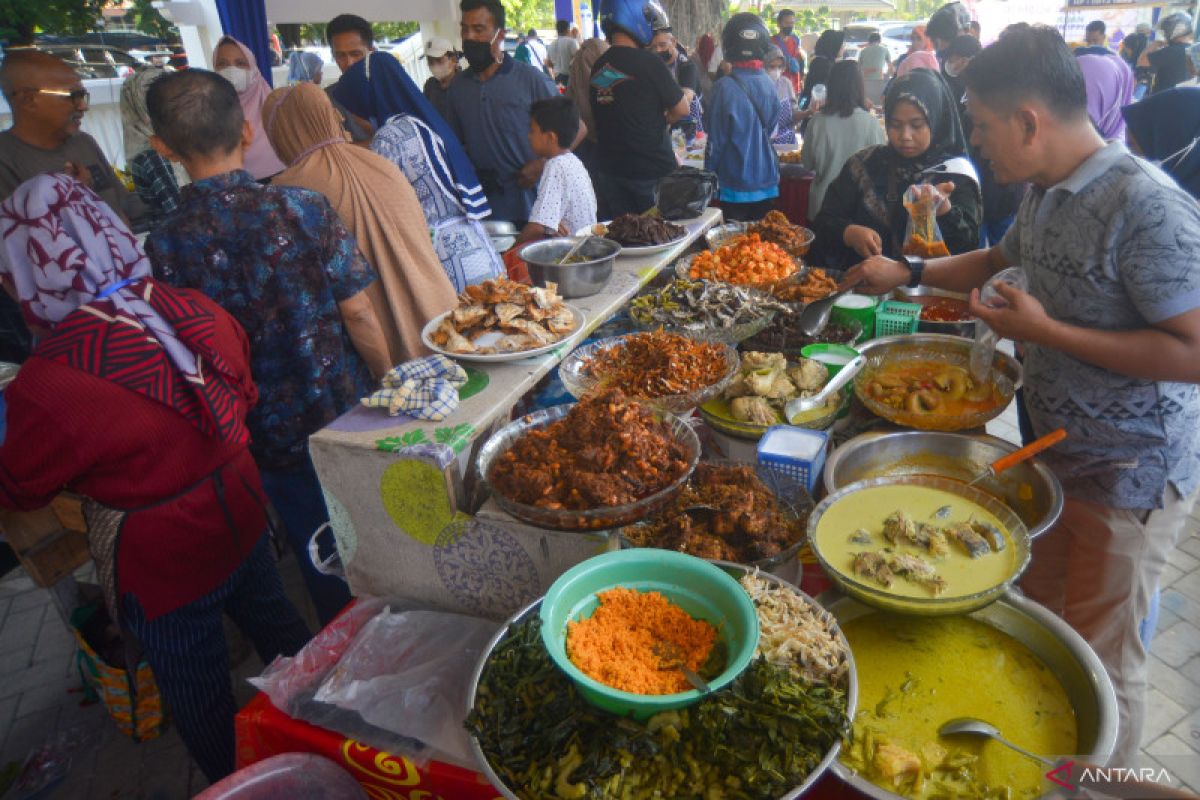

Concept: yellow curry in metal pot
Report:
left=841, top=613, right=1077, bottom=799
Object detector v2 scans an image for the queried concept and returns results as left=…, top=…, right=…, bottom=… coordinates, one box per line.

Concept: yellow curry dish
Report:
left=814, top=484, right=1020, bottom=601
left=840, top=613, right=1077, bottom=799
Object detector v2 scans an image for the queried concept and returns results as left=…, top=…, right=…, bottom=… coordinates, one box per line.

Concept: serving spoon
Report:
left=652, top=642, right=711, bottom=693
left=557, top=235, right=599, bottom=265
left=939, top=717, right=1196, bottom=799
left=783, top=355, right=867, bottom=422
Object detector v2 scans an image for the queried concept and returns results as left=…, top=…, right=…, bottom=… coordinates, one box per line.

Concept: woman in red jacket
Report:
left=0, top=174, right=311, bottom=782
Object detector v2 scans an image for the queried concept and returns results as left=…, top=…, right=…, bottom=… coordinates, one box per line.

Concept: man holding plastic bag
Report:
left=843, top=25, right=1200, bottom=767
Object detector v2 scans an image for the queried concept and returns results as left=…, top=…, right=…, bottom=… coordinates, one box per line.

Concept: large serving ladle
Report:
left=938, top=717, right=1196, bottom=799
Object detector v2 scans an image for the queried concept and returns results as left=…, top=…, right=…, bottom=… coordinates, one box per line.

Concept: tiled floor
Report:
left=0, top=407, right=1197, bottom=796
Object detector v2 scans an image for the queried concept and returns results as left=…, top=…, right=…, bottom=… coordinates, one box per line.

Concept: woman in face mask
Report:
left=212, top=37, right=286, bottom=180
left=764, top=45, right=798, bottom=145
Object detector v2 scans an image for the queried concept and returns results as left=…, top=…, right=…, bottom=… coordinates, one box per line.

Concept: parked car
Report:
left=33, top=44, right=140, bottom=78
left=838, top=21, right=916, bottom=63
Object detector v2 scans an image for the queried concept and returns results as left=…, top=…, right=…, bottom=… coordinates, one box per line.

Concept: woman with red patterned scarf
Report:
left=0, top=173, right=310, bottom=783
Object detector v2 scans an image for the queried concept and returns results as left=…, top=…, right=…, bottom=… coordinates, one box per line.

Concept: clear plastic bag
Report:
left=248, top=600, right=499, bottom=769
left=970, top=266, right=1030, bottom=381
left=902, top=184, right=951, bottom=258
left=311, top=608, right=499, bottom=768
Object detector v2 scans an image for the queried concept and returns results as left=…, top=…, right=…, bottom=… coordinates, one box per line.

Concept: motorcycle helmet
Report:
left=598, top=0, right=670, bottom=47
left=721, top=12, right=771, bottom=62
left=1160, top=12, right=1193, bottom=43
left=926, top=2, right=971, bottom=47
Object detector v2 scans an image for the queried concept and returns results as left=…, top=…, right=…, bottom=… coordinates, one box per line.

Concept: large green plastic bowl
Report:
left=539, top=549, right=760, bottom=720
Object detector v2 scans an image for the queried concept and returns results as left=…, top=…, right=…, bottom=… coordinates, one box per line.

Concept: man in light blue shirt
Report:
left=845, top=24, right=1200, bottom=765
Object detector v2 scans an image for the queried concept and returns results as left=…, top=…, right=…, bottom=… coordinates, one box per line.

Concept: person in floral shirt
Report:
left=145, top=69, right=390, bottom=625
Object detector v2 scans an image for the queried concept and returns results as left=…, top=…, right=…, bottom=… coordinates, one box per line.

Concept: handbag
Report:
left=656, top=167, right=719, bottom=220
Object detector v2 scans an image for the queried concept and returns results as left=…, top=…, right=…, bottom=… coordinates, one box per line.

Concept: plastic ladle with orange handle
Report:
left=967, top=428, right=1067, bottom=487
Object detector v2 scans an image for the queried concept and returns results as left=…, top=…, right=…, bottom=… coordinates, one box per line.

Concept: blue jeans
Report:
left=123, top=535, right=311, bottom=782
left=259, top=454, right=352, bottom=627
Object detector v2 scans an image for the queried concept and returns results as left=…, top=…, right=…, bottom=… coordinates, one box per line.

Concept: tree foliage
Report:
left=129, top=0, right=177, bottom=41
left=502, top=0, right=555, bottom=33
left=0, top=0, right=104, bottom=45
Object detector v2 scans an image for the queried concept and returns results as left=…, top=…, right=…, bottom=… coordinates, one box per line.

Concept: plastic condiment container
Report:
left=800, top=343, right=860, bottom=377
left=757, top=425, right=829, bottom=494
left=831, top=293, right=879, bottom=339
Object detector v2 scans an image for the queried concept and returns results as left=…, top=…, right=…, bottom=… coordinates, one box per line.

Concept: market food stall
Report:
left=235, top=206, right=1129, bottom=800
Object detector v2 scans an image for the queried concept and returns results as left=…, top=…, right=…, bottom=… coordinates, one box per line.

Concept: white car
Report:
left=839, top=21, right=916, bottom=63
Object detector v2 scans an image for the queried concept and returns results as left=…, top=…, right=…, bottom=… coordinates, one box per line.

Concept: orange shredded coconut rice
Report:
left=566, top=587, right=718, bottom=695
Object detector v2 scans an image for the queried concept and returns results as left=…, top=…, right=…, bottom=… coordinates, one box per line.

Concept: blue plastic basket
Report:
left=756, top=426, right=830, bottom=495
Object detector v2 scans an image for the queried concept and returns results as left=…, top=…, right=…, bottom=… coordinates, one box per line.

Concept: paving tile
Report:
left=0, top=657, right=71, bottom=703
left=1152, top=621, right=1200, bottom=669
left=0, top=604, right=45, bottom=654
left=0, top=693, right=19, bottom=749
left=1144, top=687, right=1189, bottom=746
left=0, top=573, right=36, bottom=595
left=1148, top=654, right=1200, bottom=711
left=15, top=679, right=73, bottom=718
left=1145, top=733, right=1200, bottom=790
left=0, top=646, right=31, bottom=676
left=1155, top=606, right=1182, bottom=635
left=1168, top=706, right=1200, bottom=769
left=1179, top=534, right=1200, bottom=561
left=1181, top=655, right=1200, bottom=689
left=0, top=711, right=59, bottom=767
left=1160, top=562, right=1185, bottom=589
left=1160, top=587, right=1200, bottom=624
left=7, top=588, right=49, bottom=615
left=32, top=620, right=76, bottom=664
left=86, top=726, right=147, bottom=798
left=1168, top=547, right=1200, bottom=575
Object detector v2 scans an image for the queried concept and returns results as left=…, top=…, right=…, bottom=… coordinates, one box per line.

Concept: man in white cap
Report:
left=423, top=37, right=461, bottom=122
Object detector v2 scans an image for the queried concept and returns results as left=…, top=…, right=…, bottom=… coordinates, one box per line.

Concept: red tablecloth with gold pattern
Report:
left=236, top=693, right=501, bottom=800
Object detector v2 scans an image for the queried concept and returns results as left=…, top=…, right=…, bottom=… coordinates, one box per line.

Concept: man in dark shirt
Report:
left=326, top=14, right=377, bottom=142
left=1074, top=20, right=1113, bottom=57
left=0, top=50, right=139, bottom=362
left=591, top=0, right=693, bottom=218
left=1148, top=13, right=1195, bottom=94
left=447, top=0, right=557, bottom=225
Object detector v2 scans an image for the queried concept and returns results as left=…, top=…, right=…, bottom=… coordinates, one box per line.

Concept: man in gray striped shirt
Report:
left=846, top=24, right=1200, bottom=765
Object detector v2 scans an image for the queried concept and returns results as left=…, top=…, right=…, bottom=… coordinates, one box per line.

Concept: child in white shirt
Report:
left=518, top=97, right=597, bottom=244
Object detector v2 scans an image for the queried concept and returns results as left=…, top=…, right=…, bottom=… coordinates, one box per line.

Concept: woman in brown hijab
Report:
left=263, top=83, right=456, bottom=364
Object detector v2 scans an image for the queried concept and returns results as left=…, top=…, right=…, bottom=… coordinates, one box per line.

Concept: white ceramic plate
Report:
left=576, top=222, right=688, bottom=257
left=420, top=303, right=587, bottom=364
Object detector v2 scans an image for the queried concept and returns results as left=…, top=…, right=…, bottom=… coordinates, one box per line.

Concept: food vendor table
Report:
left=308, top=209, right=723, bottom=618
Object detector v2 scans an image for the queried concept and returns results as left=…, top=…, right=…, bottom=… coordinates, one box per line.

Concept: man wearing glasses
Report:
left=0, top=49, right=136, bottom=361
left=0, top=50, right=132, bottom=216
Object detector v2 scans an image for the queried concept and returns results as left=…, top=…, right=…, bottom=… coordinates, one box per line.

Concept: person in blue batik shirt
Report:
left=845, top=26, right=1200, bottom=766
left=144, top=69, right=392, bottom=626
left=704, top=14, right=780, bottom=222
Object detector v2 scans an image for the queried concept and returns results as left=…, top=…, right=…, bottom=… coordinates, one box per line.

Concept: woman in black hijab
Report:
left=800, top=29, right=846, bottom=112
left=812, top=69, right=981, bottom=270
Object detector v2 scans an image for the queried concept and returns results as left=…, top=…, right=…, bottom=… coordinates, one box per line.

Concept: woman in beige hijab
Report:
left=263, top=83, right=456, bottom=364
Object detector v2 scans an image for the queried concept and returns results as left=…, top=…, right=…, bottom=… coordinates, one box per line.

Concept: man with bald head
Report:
left=0, top=50, right=131, bottom=215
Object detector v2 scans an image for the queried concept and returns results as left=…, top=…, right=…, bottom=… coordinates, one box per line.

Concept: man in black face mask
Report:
left=445, top=0, right=558, bottom=226
left=771, top=9, right=805, bottom=95
left=650, top=28, right=700, bottom=92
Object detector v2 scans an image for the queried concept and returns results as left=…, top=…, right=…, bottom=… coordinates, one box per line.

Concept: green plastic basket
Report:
left=874, top=300, right=922, bottom=338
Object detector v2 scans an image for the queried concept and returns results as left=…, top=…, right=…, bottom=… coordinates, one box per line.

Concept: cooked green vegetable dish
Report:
left=465, top=617, right=849, bottom=799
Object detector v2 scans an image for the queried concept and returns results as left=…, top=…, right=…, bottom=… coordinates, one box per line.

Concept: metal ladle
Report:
left=796, top=281, right=864, bottom=336
left=783, top=355, right=867, bottom=422
left=557, top=235, right=598, bottom=265
left=938, top=717, right=1197, bottom=799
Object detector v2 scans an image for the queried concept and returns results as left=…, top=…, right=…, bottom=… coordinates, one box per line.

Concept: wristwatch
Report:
left=903, top=254, right=925, bottom=288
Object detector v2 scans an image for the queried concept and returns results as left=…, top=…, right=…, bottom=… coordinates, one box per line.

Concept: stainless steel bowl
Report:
left=821, top=591, right=1118, bottom=799
left=519, top=237, right=620, bottom=298
left=892, top=285, right=977, bottom=338
left=855, top=333, right=1023, bottom=431
left=823, top=430, right=1064, bottom=539
left=466, top=565, right=858, bottom=800
left=704, top=221, right=748, bottom=250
